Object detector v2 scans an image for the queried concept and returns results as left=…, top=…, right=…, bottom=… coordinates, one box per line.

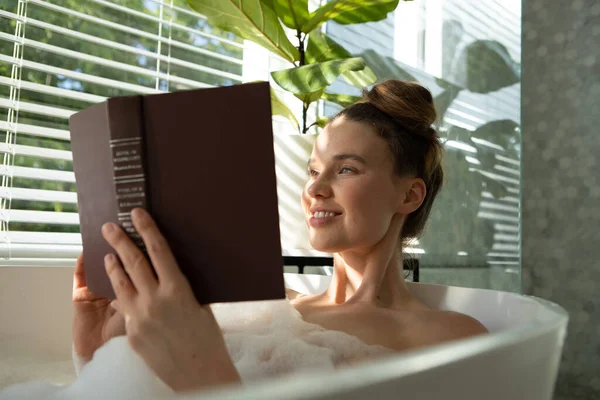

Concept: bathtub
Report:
left=0, top=271, right=568, bottom=400
left=175, top=273, right=568, bottom=400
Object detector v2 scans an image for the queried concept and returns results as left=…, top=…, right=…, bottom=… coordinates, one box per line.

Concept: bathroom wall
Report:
left=521, top=1, right=600, bottom=398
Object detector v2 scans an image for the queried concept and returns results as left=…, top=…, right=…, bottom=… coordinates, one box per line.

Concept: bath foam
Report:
left=0, top=299, right=393, bottom=400
left=214, top=299, right=393, bottom=381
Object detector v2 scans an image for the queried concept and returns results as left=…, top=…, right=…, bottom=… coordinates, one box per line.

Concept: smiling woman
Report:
left=60, top=80, right=483, bottom=393
left=73, top=80, right=484, bottom=390
left=0, top=81, right=487, bottom=399
left=80, top=80, right=484, bottom=393
left=290, top=80, right=485, bottom=351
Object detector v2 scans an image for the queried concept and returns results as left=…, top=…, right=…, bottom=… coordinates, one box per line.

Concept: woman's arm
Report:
left=101, top=208, right=241, bottom=392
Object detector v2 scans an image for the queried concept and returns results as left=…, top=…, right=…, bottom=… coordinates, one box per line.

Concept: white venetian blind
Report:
left=0, top=0, right=245, bottom=266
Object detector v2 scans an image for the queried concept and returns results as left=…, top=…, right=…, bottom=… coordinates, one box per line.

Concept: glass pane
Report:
left=324, top=0, right=522, bottom=292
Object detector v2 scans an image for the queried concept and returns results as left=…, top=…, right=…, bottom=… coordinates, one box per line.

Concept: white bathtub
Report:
left=174, top=273, right=568, bottom=400
left=0, top=271, right=568, bottom=400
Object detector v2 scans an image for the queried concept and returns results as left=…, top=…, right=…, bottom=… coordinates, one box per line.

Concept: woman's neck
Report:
left=323, top=251, right=418, bottom=309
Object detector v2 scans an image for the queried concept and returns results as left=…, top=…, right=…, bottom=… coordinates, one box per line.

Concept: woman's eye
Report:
left=308, top=169, right=319, bottom=177
left=339, top=167, right=354, bottom=174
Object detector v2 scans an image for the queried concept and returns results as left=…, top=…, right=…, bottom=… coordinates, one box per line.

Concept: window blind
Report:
left=0, top=0, right=245, bottom=266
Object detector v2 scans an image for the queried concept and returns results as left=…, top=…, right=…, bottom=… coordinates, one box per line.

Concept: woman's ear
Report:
left=397, top=178, right=426, bottom=214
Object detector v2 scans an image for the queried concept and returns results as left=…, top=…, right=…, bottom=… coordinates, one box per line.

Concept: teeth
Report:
left=314, top=211, right=337, bottom=219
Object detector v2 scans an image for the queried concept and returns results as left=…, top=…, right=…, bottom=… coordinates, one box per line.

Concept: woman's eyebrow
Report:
left=307, top=154, right=367, bottom=166
left=333, top=154, right=367, bottom=164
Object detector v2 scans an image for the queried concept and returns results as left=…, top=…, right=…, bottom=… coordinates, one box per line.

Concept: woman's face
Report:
left=301, top=116, right=408, bottom=254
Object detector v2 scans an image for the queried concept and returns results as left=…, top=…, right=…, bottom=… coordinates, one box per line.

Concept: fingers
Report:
left=131, top=208, right=186, bottom=288
left=104, top=253, right=136, bottom=309
left=110, top=299, right=125, bottom=315
left=73, top=252, right=86, bottom=290
left=102, top=222, right=158, bottom=295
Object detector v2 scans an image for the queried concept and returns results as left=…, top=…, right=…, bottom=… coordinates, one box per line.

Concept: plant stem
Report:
left=297, top=31, right=309, bottom=134
left=305, top=121, right=318, bottom=132
left=297, top=31, right=305, bottom=66
left=302, top=102, right=309, bottom=133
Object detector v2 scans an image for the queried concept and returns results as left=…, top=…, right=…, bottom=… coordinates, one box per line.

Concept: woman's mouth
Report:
left=308, top=211, right=341, bottom=227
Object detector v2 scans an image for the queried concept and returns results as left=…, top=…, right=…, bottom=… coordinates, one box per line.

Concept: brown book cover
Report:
left=69, top=82, right=285, bottom=304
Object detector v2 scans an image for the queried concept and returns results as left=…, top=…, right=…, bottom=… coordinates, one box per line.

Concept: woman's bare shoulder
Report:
left=381, top=309, right=488, bottom=352
left=415, top=310, right=489, bottom=343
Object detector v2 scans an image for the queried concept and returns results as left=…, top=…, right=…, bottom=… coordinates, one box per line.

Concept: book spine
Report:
left=107, top=96, right=148, bottom=251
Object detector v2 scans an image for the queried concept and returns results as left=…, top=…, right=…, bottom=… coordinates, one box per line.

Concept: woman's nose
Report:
left=306, top=175, right=332, bottom=198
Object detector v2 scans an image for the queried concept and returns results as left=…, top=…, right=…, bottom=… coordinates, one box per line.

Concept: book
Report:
left=69, top=81, right=285, bottom=304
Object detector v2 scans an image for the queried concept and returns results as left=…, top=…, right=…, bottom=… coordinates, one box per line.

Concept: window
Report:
left=0, top=0, right=245, bottom=266
left=1, top=0, right=523, bottom=292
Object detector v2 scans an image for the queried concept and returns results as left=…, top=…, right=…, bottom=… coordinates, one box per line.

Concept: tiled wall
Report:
left=522, top=1, right=600, bottom=398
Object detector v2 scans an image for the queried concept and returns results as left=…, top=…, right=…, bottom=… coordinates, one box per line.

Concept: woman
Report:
left=72, top=80, right=488, bottom=393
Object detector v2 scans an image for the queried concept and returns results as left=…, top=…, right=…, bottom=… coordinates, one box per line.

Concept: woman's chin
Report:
left=309, top=238, right=344, bottom=254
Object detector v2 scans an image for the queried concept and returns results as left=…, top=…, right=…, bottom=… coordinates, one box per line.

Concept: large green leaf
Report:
left=322, top=92, right=361, bottom=107
left=294, top=90, right=324, bottom=103
left=433, top=78, right=462, bottom=120
left=271, top=57, right=366, bottom=94
left=186, top=0, right=299, bottom=62
left=452, top=40, right=520, bottom=93
left=360, top=49, right=417, bottom=82
left=271, top=87, right=300, bottom=131
left=472, top=119, right=520, bottom=162
left=274, top=0, right=309, bottom=30
left=305, top=30, right=349, bottom=64
left=301, top=0, right=403, bottom=33
left=306, top=31, right=376, bottom=87
left=360, top=51, right=463, bottom=120
left=343, top=67, right=377, bottom=87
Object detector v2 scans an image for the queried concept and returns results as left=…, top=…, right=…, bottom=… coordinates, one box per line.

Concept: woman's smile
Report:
left=308, top=211, right=342, bottom=227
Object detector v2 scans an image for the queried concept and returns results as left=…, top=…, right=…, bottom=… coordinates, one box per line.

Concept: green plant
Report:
left=186, top=0, right=411, bottom=133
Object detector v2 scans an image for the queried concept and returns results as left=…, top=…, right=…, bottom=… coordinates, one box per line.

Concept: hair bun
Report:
left=363, top=80, right=437, bottom=136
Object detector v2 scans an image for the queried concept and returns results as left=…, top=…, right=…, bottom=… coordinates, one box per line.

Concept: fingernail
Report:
left=102, top=223, right=116, bottom=235
left=104, top=254, right=115, bottom=272
left=131, top=208, right=145, bottom=220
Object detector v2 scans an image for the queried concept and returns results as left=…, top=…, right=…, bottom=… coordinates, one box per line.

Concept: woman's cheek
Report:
left=368, top=215, right=392, bottom=246
left=359, top=196, right=396, bottom=240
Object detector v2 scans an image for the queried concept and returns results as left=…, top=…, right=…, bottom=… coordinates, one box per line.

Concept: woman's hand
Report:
left=101, top=208, right=240, bottom=392
left=72, top=252, right=126, bottom=362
